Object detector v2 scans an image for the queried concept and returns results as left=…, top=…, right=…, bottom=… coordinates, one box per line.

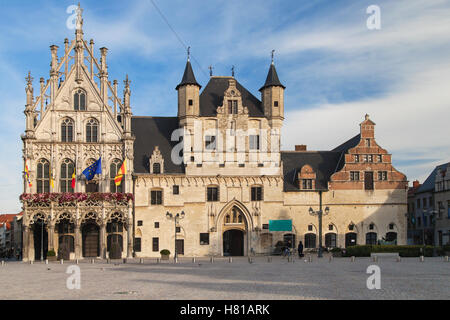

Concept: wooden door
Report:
left=364, top=172, right=374, bottom=190
left=175, top=239, right=184, bottom=255
left=82, top=224, right=99, bottom=257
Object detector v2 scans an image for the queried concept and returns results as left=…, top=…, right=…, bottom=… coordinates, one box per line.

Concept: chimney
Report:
left=295, top=145, right=307, bottom=151
left=412, top=180, right=420, bottom=188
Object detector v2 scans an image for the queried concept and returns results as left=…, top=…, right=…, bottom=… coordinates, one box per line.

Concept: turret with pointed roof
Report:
left=260, top=53, right=285, bottom=121
left=176, top=51, right=201, bottom=122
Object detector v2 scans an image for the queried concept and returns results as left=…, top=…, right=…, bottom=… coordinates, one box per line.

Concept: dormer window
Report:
left=298, top=164, right=316, bottom=190
left=149, top=146, right=164, bottom=174
left=74, top=89, right=86, bottom=111
left=355, top=155, right=360, bottom=162
left=366, top=139, right=371, bottom=147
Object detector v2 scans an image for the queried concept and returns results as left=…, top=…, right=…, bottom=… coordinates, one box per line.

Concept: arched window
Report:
left=325, top=233, right=337, bottom=248
left=85, top=158, right=99, bottom=193
left=153, top=163, right=161, bottom=174
left=61, top=118, right=74, bottom=142
left=86, top=118, right=98, bottom=143
left=36, top=158, right=50, bottom=193
left=60, top=159, right=75, bottom=193
left=225, top=214, right=230, bottom=223
left=238, top=214, right=243, bottom=223
left=385, top=232, right=397, bottom=243
left=232, top=209, right=237, bottom=223
left=74, top=89, right=86, bottom=111
left=304, top=233, right=316, bottom=248
left=366, top=232, right=377, bottom=245
left=110, top=159, right=124, bottom=193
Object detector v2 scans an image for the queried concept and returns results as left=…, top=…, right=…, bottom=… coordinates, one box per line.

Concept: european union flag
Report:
left=82, top=157, right=102, bottom=181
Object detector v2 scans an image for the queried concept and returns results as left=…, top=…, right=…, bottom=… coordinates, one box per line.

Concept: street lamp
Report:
left=308, top=190, right=330, bottom=258
left=166, top=211, right=185, bottom=262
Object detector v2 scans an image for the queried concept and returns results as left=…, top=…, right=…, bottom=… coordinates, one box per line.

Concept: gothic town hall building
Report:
left=20, top=10, right=408, bottom=261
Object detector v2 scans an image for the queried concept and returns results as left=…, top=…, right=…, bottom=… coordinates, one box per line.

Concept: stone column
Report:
left=48, top=224, right=55, bottom=252
left=74, top=222, right=81, bottom=259
left=100, top=222, right=106, bottom=259
left=127, top=219, right=133, bottom=258
left=23, top=225, right=30, bottom=262
left=28, top=225, right=34, bottom=261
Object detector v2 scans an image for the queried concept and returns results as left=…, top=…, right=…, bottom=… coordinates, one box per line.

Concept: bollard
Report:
left=372, top=255, right=378, bottom=263
left=329, top=255, right=333, bottom=263
left=30, top=260, right=34, bottom=265
left=192, top=257, right=196, bottom=263
left=76, top=259, right=79, bottom=265
left=1, top=260, right=4, bottom=266
left=60, top=259, right=64, bottom=264
left=396, top=257, right=401, bottom=262
left=210, top=256, right=214, bottom=263
left=248, top=257, right=253, bottom=264
left=267, top=256, right=272, bottom=263
left=174, top=257, right=178, bottom=264
left=350, top=256, right=355, bottom=262
left=107, top=258, right=110, bottom=264
left=229, top=257, right=232, bottom=263
left=45, top=259, right=48, bottom=265
left=420, top=256, right=424, bottom=262
left=91, top=258, right=95, bottom=264
left=308, top=255, right=312, bottom=263
left=140, top=258, right=144, bottom=264
left=156, top=258, right=160, bottom=264
left=445, top=256, right=449, bottom=262
left=123, top=258, right=127, bottom=264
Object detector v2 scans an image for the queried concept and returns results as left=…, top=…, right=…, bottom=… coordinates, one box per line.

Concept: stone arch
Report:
left=215, top=199, right=253, bottom=231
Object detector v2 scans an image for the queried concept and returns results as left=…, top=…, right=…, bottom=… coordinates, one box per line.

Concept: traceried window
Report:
left=86, top=118, right=98, bottom=143
left=36, top=158, right=50, bottom=193
left=61, top=118, right=74, bottom=142
left=74, top=89, right=86, bottom=111
left=110, top=159, right=124, bottom=193
left=60, top=159, right=75, bottom=193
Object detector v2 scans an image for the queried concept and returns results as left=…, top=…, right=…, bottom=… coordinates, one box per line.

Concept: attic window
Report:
left=301, top=179, right=312, bottom=190
left=228, top=100, right=238, bottom=114
left=366, top=139, right=371, bottom=147
left=149, top=146, right=164, bottom=174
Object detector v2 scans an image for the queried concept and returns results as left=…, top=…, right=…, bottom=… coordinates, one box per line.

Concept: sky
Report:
left=0, top=0, right=449, bottom=213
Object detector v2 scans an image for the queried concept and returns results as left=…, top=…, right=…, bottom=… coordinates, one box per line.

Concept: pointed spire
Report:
left=208, top=65, right=213, bottom=77
left=259, top=52, right=285, bottom=91
left=176, top=57, right=201, bottom=90
left=231, top=65, right=235, bottom=77
left=76, top=2, right=83, bottom=32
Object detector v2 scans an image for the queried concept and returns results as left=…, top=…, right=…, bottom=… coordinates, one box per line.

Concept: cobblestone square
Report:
left=1, top=256, right=448, bottom=300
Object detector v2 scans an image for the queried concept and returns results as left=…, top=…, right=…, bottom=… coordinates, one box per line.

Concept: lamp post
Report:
left=309, top=190, right=330, bottom=258
left=166, top=211, right=185, bottom=262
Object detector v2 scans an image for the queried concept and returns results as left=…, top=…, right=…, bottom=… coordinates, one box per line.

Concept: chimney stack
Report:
left=412, top=180, right=420, bottom=188
left=295, top=145, right=307, bottom=151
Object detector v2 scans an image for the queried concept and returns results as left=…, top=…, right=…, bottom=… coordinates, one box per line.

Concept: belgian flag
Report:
left=71, top=169, right=76, bottom=190
left=114, top=159, right=127, bottom=186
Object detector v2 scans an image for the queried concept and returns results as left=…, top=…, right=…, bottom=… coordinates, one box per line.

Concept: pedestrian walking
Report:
left=298, top=241, right=304, bottom=258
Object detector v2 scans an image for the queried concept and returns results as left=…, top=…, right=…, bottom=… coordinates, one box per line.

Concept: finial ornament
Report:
left=25, top=71, right=33, bottom=85
left=231, top=65, right=235, bottom=77
left=124, top=74, right=131, bottom=88
left=76, top=3, right=83, bottom=31
left=271, top=49, right=275, bottom=64
left=187, top=46, right=190, bottom=62
left=365, top=114, right=370, bottom=120
left=208, top=65, right=213, bottom=77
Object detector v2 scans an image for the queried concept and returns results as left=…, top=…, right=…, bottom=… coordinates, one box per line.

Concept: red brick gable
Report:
left=329, top=115, right=407, bottom=190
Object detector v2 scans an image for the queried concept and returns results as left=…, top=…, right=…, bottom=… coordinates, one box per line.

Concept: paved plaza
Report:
left=0, top=256, right=449, bottom=300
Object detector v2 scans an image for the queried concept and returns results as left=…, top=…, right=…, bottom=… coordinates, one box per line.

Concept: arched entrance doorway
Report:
left=222, top=206, right=247, bottom=256
left=223, top=230, right=244, bottom=256
left=82, top=219, right=100, bottom=257
left=345, top=232, right=357, bottom=247
left=33, top=220, right=48, bottom=261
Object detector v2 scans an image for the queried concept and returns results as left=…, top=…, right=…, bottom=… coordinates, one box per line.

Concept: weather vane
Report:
left=187, top=46, right=190, bottom=61
left=208, top=65, right=213, bottom=77
left=231, top=65, right=235, bottom=77
left=271, top=49, right=275, bottom=64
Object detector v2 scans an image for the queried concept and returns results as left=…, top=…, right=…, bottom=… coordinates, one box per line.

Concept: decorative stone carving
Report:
left=149, top=146, right=164, bottom=174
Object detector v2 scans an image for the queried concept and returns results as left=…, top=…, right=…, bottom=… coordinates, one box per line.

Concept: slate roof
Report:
left=416, top=162, right=450, bottom=194
left=199, top=77, right=265, bottom=117
left=131, top=117, right=185, bottom=174
left=175, top=61, right=201, bottom=90
left=281, top=134, right=361, bottom=192
left=281, top=151, right=342, bottom=191
left=259, top=63, right=285, bottom=91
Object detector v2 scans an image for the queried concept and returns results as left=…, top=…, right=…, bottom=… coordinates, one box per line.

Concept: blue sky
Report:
left=1, top=0, right=450, bottom=212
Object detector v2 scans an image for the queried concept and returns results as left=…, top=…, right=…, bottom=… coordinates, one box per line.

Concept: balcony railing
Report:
left=20, top=192, right=133, bottom=208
